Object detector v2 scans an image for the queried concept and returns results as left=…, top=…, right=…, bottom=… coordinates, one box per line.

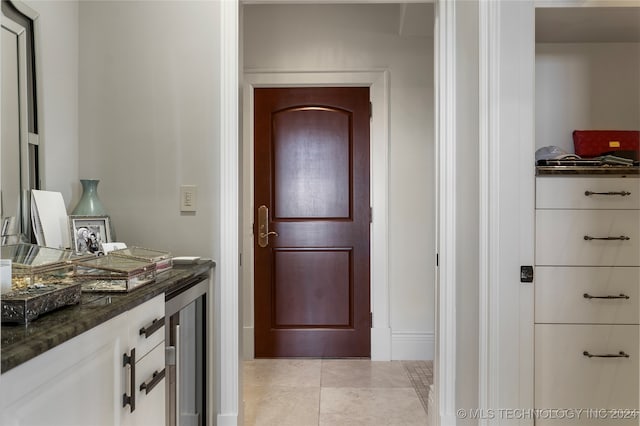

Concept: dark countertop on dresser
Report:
left=536, top=165, right=640, bottom=176
left=1, top=260, right=215, bottom=374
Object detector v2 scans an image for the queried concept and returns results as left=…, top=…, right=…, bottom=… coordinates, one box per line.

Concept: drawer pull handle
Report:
left=139, top=317, right=165, bottom=339
left=122, top=348, right=136, bottom=412
left=584, top=190, right=631, bottom=197
left=140, top=368, right=166, bottom=395
left=584, top=235, right=630, bottom=241
left=583, top=350, right=630, bottom=359
left=583, top=293, right=630, bottom=300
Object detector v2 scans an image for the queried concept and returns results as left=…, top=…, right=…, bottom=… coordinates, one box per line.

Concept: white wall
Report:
left=242, top=4, right=434, bottom=360
left=27, top=0, right=79, bottom=206
left=536, top=42, right=640, bottom=153
left=78, top=0, right=221, bottom=259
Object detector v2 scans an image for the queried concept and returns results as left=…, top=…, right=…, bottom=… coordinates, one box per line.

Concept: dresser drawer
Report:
left=535, top=267, right=640, bottom=324
left=132, top=341, right=165, bottom=423
left=536, top=210, right=640, bottom=266
left=128, top=294, right=165, bottom=359
left=535, top=324, right=638, bottom=424
left=537, top=177, right=640, bottom=210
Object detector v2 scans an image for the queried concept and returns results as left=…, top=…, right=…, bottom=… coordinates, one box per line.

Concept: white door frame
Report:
left=218, top=2, right=240, bottom=425
left=241, top=70, right=392, bottom=361
left=433, top=0, right=457, bottom=424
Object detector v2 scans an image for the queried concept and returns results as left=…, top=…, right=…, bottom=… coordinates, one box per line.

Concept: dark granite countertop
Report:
left=1, top=260, right=215, bottom=374
left=536, top=166, right=640, bottom=176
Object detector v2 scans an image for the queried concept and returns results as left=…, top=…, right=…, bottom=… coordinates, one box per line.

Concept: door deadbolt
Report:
left=258, top=205, right=278, bottom=248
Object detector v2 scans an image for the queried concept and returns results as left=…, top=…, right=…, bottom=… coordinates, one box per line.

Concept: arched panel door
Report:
left=254, top=87, right=371, bottom=357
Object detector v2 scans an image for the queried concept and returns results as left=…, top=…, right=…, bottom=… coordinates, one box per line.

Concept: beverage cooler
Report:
left=165, top=277, right=208, bottom=426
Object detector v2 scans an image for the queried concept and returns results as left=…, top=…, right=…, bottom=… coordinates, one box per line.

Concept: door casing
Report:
left=241, top=70, right=391, bottom=360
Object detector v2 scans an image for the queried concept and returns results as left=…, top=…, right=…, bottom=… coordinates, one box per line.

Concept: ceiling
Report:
left=241, top=2, right=637, bottom=42
left=536, top=7, right=640, bottom=42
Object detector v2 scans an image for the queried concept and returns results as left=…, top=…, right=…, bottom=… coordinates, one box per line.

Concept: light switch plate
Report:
left=180, top=185, right=197, bottom=212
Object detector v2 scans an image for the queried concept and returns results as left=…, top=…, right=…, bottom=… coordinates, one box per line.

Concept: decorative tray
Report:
left=73, top=254, right=156, bottom=292
left=109, top=246, right=172, bottom=273
left=1, top=283, right=81, bottom=324
left=1, top=244, right=83, bottom=324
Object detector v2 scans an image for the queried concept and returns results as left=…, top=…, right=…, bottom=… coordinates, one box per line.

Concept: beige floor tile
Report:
left=319, top=387, right=428, bottom=426
left=321, top=360, right=412, bottom=388
left=244, top=359, right=322, bottom=387
left=244, top=385, right=320, bottom=426
left=402, top=361, right=433, bottom=413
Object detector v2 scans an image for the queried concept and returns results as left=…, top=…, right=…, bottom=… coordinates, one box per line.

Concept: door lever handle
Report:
left=258, top=205, right=277, bottom=247
left=259, top=231, right=279, bottom=239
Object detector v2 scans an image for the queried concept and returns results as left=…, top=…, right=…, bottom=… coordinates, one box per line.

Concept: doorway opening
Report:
left=241, top=2, right=435, bottom=363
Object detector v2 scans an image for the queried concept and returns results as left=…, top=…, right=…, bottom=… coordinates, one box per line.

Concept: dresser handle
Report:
left=122, top=348, right=136, bottom=412
left=583, top=293, right=630, bottom=300
left=139, top=317, right=165, bottom=339
left=140, top=368, right=166, bottom=395
left=583, top=350, right=630, bottom=359
left=584, top=190, right=631, bottom=197
left=584, top=235, right=630, bottom=241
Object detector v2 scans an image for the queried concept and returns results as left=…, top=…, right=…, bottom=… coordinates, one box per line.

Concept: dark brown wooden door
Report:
left=254, top=87, right=371, bottom=357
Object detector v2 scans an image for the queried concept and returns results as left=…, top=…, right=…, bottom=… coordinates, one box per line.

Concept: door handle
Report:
left=258, top=205, right=278, bottom=248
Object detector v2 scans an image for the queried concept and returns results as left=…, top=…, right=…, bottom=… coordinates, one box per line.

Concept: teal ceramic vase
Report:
left=72, top=179, right=107, bottom=216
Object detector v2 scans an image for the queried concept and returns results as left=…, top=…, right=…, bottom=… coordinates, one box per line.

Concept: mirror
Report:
left=1, top=0, right=40, bottom=244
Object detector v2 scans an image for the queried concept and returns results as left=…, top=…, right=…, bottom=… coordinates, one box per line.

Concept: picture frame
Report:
left=68, top=215, right=112, bottom=255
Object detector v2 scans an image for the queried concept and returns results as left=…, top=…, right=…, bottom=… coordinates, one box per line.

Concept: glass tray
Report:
left=1, top=244, right=88, bottom=290
left=110, top=246, right=172, bottom=273
left=73, top=254, right=156, bottom=292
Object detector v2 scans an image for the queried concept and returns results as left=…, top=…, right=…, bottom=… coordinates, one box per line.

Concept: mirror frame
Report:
left=1, top=0, right=41, bottom=243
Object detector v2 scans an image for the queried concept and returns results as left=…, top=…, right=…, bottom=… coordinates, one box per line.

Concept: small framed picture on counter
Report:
left=68, top=215, right=112, bottom=255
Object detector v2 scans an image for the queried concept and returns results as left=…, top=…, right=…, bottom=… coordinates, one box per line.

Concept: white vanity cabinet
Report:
left=534, top=176, right=640, bottom=425
left=122, top=294, right=166, bottom=426
left=0, top=294, right=166, bottom=426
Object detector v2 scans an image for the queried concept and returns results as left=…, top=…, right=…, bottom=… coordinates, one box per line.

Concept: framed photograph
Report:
left=68, top=215, right=112, bottom=255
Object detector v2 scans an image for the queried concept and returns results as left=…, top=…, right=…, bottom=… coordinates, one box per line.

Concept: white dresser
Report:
left=535, top=174, right=640, bottom=425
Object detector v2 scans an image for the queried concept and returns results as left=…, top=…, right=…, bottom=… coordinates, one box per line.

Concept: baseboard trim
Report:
left=371, top=326, right=392, bottom=360
left=217, top=413, right=239, bottom=426
left=243, top=326, right=254, bottom=360
left=391, top=330, right=434, bottom=360
left=427, top=384, right=436, bottom=425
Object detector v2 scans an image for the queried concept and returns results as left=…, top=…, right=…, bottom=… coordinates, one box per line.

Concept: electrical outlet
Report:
left=180, top=185, right=197, bottom=212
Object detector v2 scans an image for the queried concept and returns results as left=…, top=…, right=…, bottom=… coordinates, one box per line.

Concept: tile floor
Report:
left=242, top=359, right=433, bottom=426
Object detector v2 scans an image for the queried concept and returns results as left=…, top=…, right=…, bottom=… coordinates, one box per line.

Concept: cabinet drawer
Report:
left=535, top=324, right=638, bottom=424
left=128, top=294, right=165, bottom=359
left=537, top=177, right=640, bottom=210
left=135, top=342, right=165, bottom=407
left=535, top=267, right=640, bottom=324
left=127, top=342, right=166, bottom=426
left=536, top=210, right=640, bottom=266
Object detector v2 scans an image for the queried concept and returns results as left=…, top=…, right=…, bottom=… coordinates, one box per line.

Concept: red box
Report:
left=573, top=130, right=640, bottom=158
